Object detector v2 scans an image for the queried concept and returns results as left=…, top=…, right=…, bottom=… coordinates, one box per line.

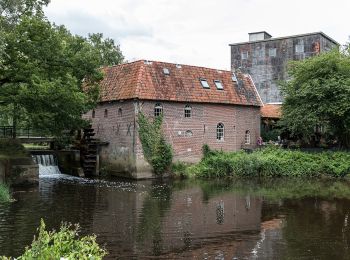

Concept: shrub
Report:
left=0, top=184, right=11, bottom=203
left=1, top=219, right=107, bottom=259
left=186, top=146, right=350, bottom=179
left=138, top=112, right=173, bottom=175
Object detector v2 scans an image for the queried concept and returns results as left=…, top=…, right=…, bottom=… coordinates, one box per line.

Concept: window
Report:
left=184, top=105, right=192, bottom=118
left=255, top=49, right=264, bottom=58
left=216, top=123, right=224, bottom=141
left=163, top=68, right=170, bottom=75
left=92, top=110, right=95, bottom=118
left=245, top=130, right=251, bottom=144
left=269, top=48, right=276, bottom=57
left=295, top=44, right=304, bottom=53
left=154, top=103, right=163, bottom=117
left=232, top=73, right=238, bottom=82
left=200, top=78, right=210, bottom=88
left=241, top=51, right=248, bottom=60
left=185, top=130, right=193, bottom=137
left=214, top=80, right=224, bottom=90
left=118, top=108, right=122, bottom=117
left=104, top=109, right=108, bottom=118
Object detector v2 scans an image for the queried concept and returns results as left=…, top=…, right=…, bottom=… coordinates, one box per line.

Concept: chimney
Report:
left=249, top=31, right=272, bottom=42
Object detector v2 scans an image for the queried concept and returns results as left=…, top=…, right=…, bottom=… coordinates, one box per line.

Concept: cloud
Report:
left=45, top=0, right=349, bottom=69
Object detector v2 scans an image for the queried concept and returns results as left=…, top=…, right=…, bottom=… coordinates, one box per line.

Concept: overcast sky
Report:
left=45, top=0, right=349, bottom=70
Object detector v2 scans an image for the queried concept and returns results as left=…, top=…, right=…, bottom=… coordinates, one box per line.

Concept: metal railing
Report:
left=0, top=126, right=49, bottom=139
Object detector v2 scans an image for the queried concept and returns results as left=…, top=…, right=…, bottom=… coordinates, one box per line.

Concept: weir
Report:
left=33, top=154, right=61, bottom=175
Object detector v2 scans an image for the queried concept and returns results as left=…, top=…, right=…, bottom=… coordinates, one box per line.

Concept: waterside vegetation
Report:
left=0, top=184, right=10, bottom=203
left=174, top=145, right=350, bottom=179
left=1, top=220, right=107, bottom=259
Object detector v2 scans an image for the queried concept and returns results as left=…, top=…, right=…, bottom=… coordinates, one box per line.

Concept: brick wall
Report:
left=137, top=101, right=260, bottom=162
left=84, top=100, right=260, bottom=175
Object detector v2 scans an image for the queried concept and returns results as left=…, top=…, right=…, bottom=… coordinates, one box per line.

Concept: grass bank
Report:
left=0, top=184, right=10, bottom=203
left=174, top=146, right=350, bottom=178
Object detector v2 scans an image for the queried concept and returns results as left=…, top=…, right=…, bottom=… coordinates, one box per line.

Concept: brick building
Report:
left=230, top=31, right=338, bottom=103
left=84, top=60, right=262, bottom=178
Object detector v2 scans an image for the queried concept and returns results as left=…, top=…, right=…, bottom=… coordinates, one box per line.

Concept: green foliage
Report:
left=280, top=49, right=350, bottom=147
left=0, top=184, right=11, bottom=203
left=138, top=112, right=173, bottom=175
left=2, top=219, right=107, bottom=259
left=186, top=146, right=350, bottom=178
left=171, top=161, right=191, bottom=177
left=0, top=0, right=123, bottom=138
left=261, top=128, right=280, bottom=142
left=0, top=139, right=28, bottom=157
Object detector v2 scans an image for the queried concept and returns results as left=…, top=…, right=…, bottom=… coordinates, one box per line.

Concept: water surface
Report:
left=1, top=173, right=350, bottom=259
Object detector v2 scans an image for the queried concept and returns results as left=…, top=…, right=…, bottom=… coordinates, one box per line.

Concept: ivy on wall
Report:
left=137, top=112, right=173, bottom=175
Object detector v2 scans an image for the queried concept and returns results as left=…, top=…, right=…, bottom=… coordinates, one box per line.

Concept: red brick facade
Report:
left=83, top=60, right=262, bottom=178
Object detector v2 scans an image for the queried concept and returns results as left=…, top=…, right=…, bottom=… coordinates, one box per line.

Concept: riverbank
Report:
left=173, top=146, right=350, bottom=178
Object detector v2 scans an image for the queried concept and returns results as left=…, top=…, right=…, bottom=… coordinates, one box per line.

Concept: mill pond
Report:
left=1, top=162, right=350, bottom=259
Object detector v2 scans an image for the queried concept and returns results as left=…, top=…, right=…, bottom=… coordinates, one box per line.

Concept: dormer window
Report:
left=232, top=73, right=238, bottom=82
left=214, top=80, right=224, bottom=90
left=200, top=78, right=210, bottom=89
left=163, top=68, right=170, bottom=75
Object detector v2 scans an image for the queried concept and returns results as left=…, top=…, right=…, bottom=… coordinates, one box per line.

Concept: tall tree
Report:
left=280, top=49, right=350, bottom=148
left=0, top=0, right=123, bottom=137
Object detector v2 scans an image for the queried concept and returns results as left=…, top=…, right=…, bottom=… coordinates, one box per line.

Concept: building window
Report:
left=269, top=48, right=276, bottom=57
left=216, top=123, right=224, bottom=141
left=245, top=130, right=251, bottom=144
left=241, top=51, right=248, bottom=60
left=295, top=44, right=304, bottom=53
left=118, top=108, right=122, bottom=117
left=154, top=103, right=163, bottom=117
left=200, top=78, right=210, bottom=89
left=92, top=110, right=95, bottom=118
left=104, top=109, right=108, bottom=118
left=255, top=49, right=264, bottom=58
left=185, top=130, right=193, bottom=137
left=214, top=80, right=224, bottom=90
left=184, top=105, right=192, bottom=118
left=163, top=68, right=170, bottom=75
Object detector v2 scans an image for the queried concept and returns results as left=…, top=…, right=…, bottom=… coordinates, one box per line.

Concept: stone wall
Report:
left=231, top=33, right=338, bottom=103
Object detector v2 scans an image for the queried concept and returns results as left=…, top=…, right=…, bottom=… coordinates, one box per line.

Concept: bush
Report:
left=1, top=219, right=107, bottom=259
left=0, top=184, right=11, bottom=203
left=138, top=113, right=173, bottom=176
left=0, top=139, right=28, bottom=157
left=186, top=146, right=350, bottom=178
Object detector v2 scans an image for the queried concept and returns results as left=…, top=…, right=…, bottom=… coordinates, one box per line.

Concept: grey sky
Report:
left=45, top=0, right=349, bottom=70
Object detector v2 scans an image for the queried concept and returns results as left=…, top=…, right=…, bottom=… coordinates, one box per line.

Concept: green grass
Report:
left=0, top=184, right=11, bottom=203
left=23, top=143, right=50, bottom=150
left=184, top=146, right=350, bottom=179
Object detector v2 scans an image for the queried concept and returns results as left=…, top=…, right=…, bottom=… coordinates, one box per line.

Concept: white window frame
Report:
left=217, top=123, right=225, bottom=141
left=184, top=105, right=192, bottom=118
left=200, top=78, right=210, bottom=89
left=269, top=48, right=276, bottom=57
left=295, top=44, right=304, bottom=53
left=154, top=103, right=163, bottom=117
left=241, top=51, right=248, bottom=60
left=214, top=80, right=224, bottom=90
left=245, top=130, right=251, bottom=145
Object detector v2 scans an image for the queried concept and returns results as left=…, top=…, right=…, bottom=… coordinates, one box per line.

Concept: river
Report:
left=1, top=170, right=350, bottom=259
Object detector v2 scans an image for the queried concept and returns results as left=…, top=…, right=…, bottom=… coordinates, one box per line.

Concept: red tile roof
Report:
left=98, top=60, right=262, bottom=107
left=261, top=104, right=282, bottom=118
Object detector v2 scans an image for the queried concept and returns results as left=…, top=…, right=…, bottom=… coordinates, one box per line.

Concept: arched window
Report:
left=216, top=123, right=224, bottom=141
left=118, top=108, right=122, bottom=117
left=154, top=103, right=163, bottom=117
left=104, top=109, right=108, bottom=118
left=92, top=110, right=95, bottom=118
left=184, top=105, right=192, bottom=118
left=245, top=130, right=251, bottom=144
left=185, top=130, right=193, bottom=137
